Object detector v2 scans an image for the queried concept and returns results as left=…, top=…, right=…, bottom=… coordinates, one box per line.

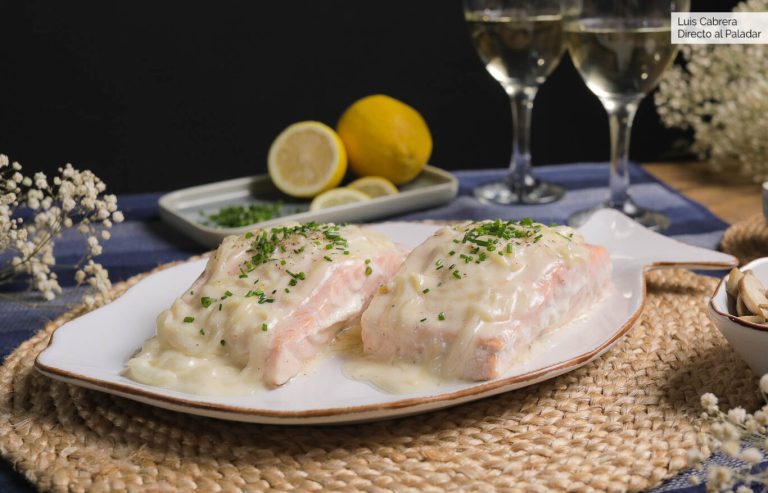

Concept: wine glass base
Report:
left=567, top=199, right=670, bottom=232
left=473, top=177, right=564, bottom=205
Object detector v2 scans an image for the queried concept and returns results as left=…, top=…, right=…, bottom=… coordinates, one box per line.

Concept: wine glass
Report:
left=464, top=0, right=566, bottom=205
left=565, top=0, right=690, bottom=230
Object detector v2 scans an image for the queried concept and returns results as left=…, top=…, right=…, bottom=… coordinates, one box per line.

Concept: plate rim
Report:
left=33, top=220, right=737, bottom=422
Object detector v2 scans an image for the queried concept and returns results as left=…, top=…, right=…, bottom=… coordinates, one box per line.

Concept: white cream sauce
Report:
left=123, top=223, right=400, bottom=395
left=358, top=220, right=610, bottom=385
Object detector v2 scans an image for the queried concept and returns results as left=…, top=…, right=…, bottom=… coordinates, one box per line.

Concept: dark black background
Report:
left=0, top=0, right=738, bottom=193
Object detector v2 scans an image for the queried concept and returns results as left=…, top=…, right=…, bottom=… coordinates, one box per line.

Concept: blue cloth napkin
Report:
left=0, top=163, right=740, bottom=492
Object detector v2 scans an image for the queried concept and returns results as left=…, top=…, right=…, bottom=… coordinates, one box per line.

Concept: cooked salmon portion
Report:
left=125, top=223, right=406, bottom=393
left=360, top=219, right=612, bottom=381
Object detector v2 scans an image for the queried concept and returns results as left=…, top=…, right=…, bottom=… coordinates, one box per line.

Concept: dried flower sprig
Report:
left=689, top=374, right=768, bottom=491
left=0, top=154, right=121, bottom=306
left=655, top=0, right=768, bottom=183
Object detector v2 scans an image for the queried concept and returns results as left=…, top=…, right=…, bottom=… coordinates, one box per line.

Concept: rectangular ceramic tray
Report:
left=158, top=166, right=459, bottom=248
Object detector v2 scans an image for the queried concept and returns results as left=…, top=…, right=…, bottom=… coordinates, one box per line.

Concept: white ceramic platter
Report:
left=35, top=209, right=736, bottom=425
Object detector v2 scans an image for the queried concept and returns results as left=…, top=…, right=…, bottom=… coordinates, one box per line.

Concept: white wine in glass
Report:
left=464, top=0, right=566, bottom=205
left=565, top=0, right=690, bottom=230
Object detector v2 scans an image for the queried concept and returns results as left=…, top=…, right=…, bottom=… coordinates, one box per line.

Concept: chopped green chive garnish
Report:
left=365, top=258, right=371, bottom=264
left=206, top=203, right=284, bottom=228
left=422, top=288, right=430, bottom=294
left=220, top=340, right=226, bottom=346
left=200, top=296, right=214, bottom=308
left=420, top=317, right=427, bottom=323
left=223, top=290, right=233, bottom=299
left=285, top=288, right=290, bottom=293
left=448, top=250, right=455, bottom=256
left=452, top=270, right=461, bottom=279
left=343, top=250, right=350, bottom=255
left=218, top=303, right=223, bottom=311
left=365, top=265, right=373, bottom=276
left=199, top=328, right=205, bottom=335
left=280, top=259, right=286, bottom=266
left=183, top=316, right=194, bottom=323
left=261, top=323, right=268, bottom=332
left=324, top=255, right=333, bottom=262
left=438, top=312, right=445, bottom=321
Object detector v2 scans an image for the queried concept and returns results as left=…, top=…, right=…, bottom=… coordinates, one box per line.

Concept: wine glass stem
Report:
left=604, top=98, right=640, bottom=209
left=507, top=87, right=538, bottom=192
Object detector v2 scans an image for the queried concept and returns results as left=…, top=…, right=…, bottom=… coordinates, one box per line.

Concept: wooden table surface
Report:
left=643, top=162, right=762, bottom=225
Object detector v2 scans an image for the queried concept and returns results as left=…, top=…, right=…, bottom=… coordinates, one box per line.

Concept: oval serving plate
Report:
left=35, top=209, right=735, bottom=425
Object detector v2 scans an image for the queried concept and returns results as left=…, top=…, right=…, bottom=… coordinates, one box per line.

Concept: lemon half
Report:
left=310, top=187, right=371, bottom=211
left=268, top=121, right=347, bottom=198
left=347, top=176, right=399, bottom=198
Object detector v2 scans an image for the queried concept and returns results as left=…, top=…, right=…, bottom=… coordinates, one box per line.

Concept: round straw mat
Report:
left=0, top=266, right=762, bottom=493
left=721, top=213, right=768, bottom=265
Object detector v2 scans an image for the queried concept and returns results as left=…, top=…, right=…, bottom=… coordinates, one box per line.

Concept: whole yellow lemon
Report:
left=336, top=95, right=432, bottom=185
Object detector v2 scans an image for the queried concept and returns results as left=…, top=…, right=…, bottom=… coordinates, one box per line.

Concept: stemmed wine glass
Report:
left=565, top=0, right=690, bottom=230
left=464, top=0, right=566, bottom=205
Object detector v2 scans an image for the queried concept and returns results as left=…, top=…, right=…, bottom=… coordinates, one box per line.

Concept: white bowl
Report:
left=708, top=257, right=768, bottom=377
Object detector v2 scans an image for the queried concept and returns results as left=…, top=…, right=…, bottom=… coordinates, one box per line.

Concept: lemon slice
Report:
left=268, top=121, right=347, bottom=198
left=310, top=187, right=371, bottom=211
left=347, top=176, right=399, bottom=198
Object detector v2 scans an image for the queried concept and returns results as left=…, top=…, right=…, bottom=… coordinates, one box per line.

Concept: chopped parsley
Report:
left=183, top=316, right=195, bottom=323
left=205, top=202, right=284, bottom=228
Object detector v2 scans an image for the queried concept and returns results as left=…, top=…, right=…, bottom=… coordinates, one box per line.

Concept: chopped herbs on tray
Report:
left=204, top=202, right=285, bottom=228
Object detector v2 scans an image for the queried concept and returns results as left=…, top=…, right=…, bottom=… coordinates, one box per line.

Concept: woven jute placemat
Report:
left=721, top=214, right=768, bottom=264
left=721, top=213, right=768, bottom=265
left=0, top=267, right=762, bottom=492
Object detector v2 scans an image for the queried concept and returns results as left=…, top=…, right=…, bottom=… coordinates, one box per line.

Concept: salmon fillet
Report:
left=360, top=219, right=612, bottom=381
left=125, top=223, right=406, bottom=392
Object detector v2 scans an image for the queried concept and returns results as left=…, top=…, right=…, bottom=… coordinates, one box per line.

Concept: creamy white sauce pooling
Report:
left=124, top=223, right=403, bottom=395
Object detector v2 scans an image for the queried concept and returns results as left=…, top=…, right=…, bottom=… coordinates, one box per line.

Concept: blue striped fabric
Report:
left=0, top=163, right=736, bottom=492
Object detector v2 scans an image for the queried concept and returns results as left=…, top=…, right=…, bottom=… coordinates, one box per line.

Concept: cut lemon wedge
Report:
left=310, top=187, right=371, bottom=211
left=347, top=176, right=399, bottom=198
left=268, top=121, right=347, bottom=198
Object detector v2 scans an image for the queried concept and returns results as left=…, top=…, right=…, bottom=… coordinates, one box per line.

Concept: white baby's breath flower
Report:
left=112, top=211, right=124, bottom=223
left=739, top=447, right=763, bottom=464
left=721, top=440, right=741, bottom=458
left=656, top=2, right=768, bottom=182
left=0, top=154, right=120, bottom=303
left=728, top=407, right=747, bottom=425
left=701, top=393, right=719, bottom=412
left=760, top=374, right=768, bottom=395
